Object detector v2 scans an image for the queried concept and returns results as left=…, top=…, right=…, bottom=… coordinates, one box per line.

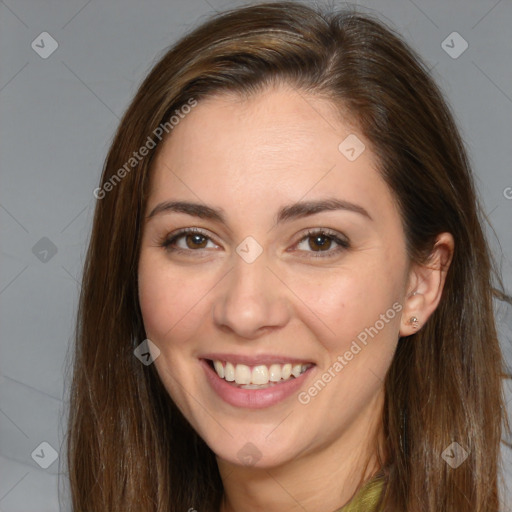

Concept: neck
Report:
left=217, top=392, right=385, bottom=512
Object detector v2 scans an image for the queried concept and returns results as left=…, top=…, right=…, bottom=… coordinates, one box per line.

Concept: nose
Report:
left=212, top=254, right=291, bottom=339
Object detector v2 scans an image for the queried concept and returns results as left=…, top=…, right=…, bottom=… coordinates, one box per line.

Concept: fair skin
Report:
left=138, top=83, right=453, bottom=512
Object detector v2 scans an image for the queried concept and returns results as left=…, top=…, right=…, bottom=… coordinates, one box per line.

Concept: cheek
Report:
left=137, top=256, right=214, bottom=344
left=288, top=258, right=402, bottom=353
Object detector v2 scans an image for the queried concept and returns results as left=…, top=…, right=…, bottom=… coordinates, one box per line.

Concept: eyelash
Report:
left=160, top=227, right=350, bottom=258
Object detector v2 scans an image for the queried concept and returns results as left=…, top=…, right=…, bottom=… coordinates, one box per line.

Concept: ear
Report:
left=400, top=232, right=454, bottom=336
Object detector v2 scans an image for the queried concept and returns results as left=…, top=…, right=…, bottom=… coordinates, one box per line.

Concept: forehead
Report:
left=147, top=85, right=396, bottom=223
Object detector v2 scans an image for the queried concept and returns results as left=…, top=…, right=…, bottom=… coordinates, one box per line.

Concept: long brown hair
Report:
left=65, top=2, right=510, bottom=510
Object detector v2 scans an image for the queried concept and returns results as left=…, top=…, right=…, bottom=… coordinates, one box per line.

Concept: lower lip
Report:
left=200, top=359, right=315, bottom=409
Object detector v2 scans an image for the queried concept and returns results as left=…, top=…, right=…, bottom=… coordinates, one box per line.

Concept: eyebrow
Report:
left=146, top=198, right=372, bottom=224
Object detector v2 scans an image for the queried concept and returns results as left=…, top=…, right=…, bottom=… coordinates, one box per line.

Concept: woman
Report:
left=66, top=2, right=510, bottom=510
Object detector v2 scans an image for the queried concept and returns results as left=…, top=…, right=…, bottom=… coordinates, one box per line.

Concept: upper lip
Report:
left=201, top=353, right=315, bottom=366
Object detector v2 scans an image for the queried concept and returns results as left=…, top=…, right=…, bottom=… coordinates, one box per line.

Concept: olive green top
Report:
left=335, top=473, right=385, bottom=512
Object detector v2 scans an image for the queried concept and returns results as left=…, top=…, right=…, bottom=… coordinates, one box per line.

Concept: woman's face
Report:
left=138, top=84, right=411, bottom=469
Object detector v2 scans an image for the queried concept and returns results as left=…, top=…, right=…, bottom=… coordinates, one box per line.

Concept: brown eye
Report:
left=185, top=233, right=208, bottom=249
left=308, top=234, right=333, bottom=251
left=294, top=229, right=350, bottom=258
left=161, top=228, right=218, bottom=252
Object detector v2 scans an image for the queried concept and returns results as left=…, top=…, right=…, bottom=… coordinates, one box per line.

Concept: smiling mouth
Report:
left=205, top=359, right=314, bottom=389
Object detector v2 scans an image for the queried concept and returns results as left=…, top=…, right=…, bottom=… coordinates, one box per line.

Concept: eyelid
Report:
left=160, top=227, right=350, bottom=258
left=298, top=227, right=349, bottom=243
left=290, top=228, right=350, bottom=258
left=161, top=227, right=221, bottom=250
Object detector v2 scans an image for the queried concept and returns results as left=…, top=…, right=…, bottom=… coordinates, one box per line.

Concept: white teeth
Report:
left=240, top=383, right=271, bottom=389
left=291, top=364, right=302, bottom=378
left=252, top=365, right=269, bottom=385
left=211, top=360, right=311, bottom=385
left=225, top=362, right=235, bottom=382
left=281, top=363, right=292, bottom=380
left=235, top=364, right=251, bottom=385
left=213, top=360, right=224, bottom=379
left=268, top=364, right=282, bottom=382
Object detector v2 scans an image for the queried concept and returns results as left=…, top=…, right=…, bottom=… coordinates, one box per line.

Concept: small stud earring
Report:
left=409, top=316, right=419, bottom=328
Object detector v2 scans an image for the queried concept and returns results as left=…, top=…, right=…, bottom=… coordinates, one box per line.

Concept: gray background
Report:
left=0, top=0, right=511, bottom=510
